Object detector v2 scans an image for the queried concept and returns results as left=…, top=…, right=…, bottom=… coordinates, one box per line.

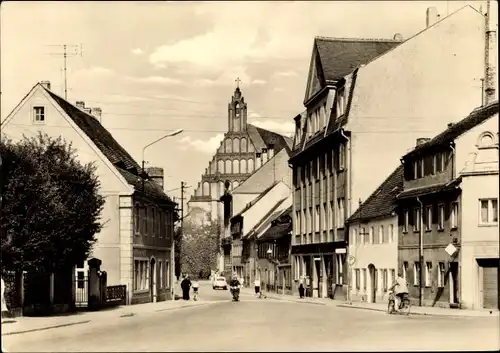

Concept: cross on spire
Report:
left=235, top=77, right=241, bottom=88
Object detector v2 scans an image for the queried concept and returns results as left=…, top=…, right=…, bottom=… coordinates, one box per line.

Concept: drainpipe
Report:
left=416, top=196, right=424, bottom=307
left=340, top=128, right=351, bottom=302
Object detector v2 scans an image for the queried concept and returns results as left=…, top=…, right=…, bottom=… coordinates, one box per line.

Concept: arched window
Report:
left=202, top=182, right=210, bottom=196
left=235, top=103, right=240, bottom=117
left=241, top=137, right=248, bottom=152
left=225, top=139, right=232, bottom=153
left=233, top=138, right=240, bottom=153
left=218, top=181, right=225, bottom=195
left=233, top=159, right=239, bottom=174
left=232, top=181, right=239, bottom=190
left=240, top=159, right=247, bottom=173
left=248, top=159, right=254, bottom=172
left=218, top=160, right=224, bottom=174
left=225, top=160, right=232, bottom=174
left=478, top=132, right=496, bottom=149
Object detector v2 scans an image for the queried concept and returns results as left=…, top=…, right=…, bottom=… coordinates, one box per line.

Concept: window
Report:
left=415, top=159, right=424, bottom=178
left=337, top=198, right=345, bottom=228
left=383, top=269, right=388, bottom=292
left=425, top=205, right=432, bottom=231
left=440, top=151, right=447, bottom=171
left=425, top=262, right=432, bottom=287
left=355, top=269, right=360, bottom=290
left=389, top=224, right=394, bottom=243
left=322, top=203, right=327, bottom=234
left=379, top=225, right=385, bottom=244
left=391, top=269, right=396, bottom=285
left=478, top=132, right=496, bottom=149
left=308, top=207, right=312, bottom=234
left=33, top=106, right=45, bottom=122
left=403, top=262, right=409, bottom=282
left=480, top=199, right=498, bottom=225
left=144, top=207, right=149, bottom=235
left=362, top=269, right=367, bottom=290
left=360, top=228, right=366, bottom=244
left=159, top=261, right=163, bottom=288
left=329, top=201, right=334, bottom=231
left=403, top=209, right=409, bottom=233
left=351, top=228, right=357, bottom=245
left=339, top=144, right=345, bottom=170
left=369, top=227, right=374, bottom=244
left=134, top=259, right=149, bottom=291
left=435, top=153, right=443, bottom=173
left=437, top=262, right=445, bottom=288
left=413, top=208, right=421, bottom=232
left=134, top=204, right=140, bottom=235
left=336, top=86, right=346, bottom=117
left=336, top=254, right=344, bottom=285
left=165, top=261, right=170, bottom=289
left=413, top=262, right=421, bottom=286
left=451, top=202, right=458, bottom=229
left=437, top=204, right=445, bottom=230
left=315, top=206, right=320, bottom=233
left=151, top=208, right=156, bottom=237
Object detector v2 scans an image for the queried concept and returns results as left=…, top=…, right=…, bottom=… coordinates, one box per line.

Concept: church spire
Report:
left=228, top=80, right=247, bottom=132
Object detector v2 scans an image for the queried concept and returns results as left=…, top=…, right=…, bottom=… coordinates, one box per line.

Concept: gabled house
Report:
left=290, top=5, right=493, bottom=301
left=346, top=166, right=403, bottom=304
left=1, top=81, right=177, bottom=305
left=396, top=100, right=498, bottom=310
left=255, top=203, right=293, bottom=295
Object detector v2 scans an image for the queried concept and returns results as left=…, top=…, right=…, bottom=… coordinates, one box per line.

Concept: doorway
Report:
left=449, top=262, right=459, bottom=305
left=368, top=264, right=376, bottom=303
left=150, top=258, right=156, bottom=303
left=314, top=258, right=321, bottom=298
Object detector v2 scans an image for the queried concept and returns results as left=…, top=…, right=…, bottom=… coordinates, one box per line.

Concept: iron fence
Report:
left=75, top=274, right=88, bottom=307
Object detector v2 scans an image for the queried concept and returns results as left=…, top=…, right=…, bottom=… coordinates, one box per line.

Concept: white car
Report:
left=213, top=276, right=228, bottom=290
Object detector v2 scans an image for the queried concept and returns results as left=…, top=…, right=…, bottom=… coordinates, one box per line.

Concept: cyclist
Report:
left=389, top=272, right=409, bottom=311
left=192, top=280, right=200, bottom=301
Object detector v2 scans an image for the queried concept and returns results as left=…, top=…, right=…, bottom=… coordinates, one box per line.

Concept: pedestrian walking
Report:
left=181, top=274, right=192, bottom=300
left=192, top=280, right=199, bottom=301
left=298, top=276, right=305, bottom=299
left=254, top=278, right=261, bottom=298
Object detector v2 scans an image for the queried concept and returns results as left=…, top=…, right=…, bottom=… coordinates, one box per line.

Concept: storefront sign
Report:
left=335, top=248, right=347, bottom=254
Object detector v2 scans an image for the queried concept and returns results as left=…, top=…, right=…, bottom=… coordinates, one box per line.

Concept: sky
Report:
left=0, top=0, right=489, bottom=203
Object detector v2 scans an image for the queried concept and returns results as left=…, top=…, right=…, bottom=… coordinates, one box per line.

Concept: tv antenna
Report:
left=45, top=44, right=83, bottom=99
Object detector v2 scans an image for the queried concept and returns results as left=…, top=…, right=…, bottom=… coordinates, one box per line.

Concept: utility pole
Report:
left=45, top=44, right=82, bottom=99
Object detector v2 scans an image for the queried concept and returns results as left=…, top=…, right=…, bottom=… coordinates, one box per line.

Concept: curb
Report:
left=336, top=304, right=498, bottom=318
left=154, top=302, right=211, bottom=313
left=2, top=320, right=91, bottom=336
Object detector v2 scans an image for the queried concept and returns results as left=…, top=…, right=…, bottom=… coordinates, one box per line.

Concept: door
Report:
left=314, top=259, right=321, bottom=298
left=368, top=264, right=376, bottom=303
left=480, top=259, right=499, bottom=309
left=449, top=262, right=459, bottom=304
left=150, top=258, right=156, bottom=303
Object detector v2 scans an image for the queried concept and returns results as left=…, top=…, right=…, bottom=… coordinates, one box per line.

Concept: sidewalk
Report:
left=337, top=301, right=500, bottom=317
left=1, top=299, right=211, bottom=336
left=241, top=287, right=500, bottom=317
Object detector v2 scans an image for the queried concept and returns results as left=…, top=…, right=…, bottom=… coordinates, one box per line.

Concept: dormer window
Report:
left=33, top=106, right=45, bottom=123
left=478, top=132, right=496, bottom=149
left=336, top=85, right=346, bottom=118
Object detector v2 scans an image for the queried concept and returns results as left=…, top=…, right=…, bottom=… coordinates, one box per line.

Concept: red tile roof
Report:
left=43, top=86, right=174, bottom=204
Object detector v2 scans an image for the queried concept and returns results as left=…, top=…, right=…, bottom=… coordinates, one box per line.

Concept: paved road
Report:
left=4, top=281, right=499, bottom=352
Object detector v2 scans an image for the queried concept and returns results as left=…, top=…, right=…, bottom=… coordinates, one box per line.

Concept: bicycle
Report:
left=387, top=290, right=411, bottom=315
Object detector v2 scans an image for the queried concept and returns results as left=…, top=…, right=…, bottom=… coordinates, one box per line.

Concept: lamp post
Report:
left=141, top=129, right=183, bottom=192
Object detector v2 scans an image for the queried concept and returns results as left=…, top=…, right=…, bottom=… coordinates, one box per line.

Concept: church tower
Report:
left=228, top=80, right=248, bottom=132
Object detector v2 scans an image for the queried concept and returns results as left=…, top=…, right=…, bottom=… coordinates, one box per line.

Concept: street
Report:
left=3, top=281, right=499, bottom=352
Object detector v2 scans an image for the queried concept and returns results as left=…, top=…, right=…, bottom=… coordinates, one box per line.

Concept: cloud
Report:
left=193, top=66, right=252, bottom=87
left=76, top=66, right=114, bottom=77
left=127, top=75, right=182, bottom=85
left=248, top=110, right=261, bottom=119
left=251, top=119, right=295, bottom=136
left=251, top=79, right=267, bottom=85
left=273, top=71, right=298, bottom=78
left=132, top=48, right=144, bottom=55
left=179, top=134, right=224, bottom=154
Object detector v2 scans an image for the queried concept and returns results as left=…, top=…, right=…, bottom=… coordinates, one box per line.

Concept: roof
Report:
left=347, top=165, right=403, bottom=223
left=258, top=205, right=292, bottom=242
left=233, top=181, right=279, bottom=218
left=404, top=101, right=499, bottom=159
left=244, top=198, right=287, bottom=239
left=396, top=178, right=461, bottom=200
left=314, top=37, right=400, bottom=83
left=43, top=86, right=173, bottom=204
left=248, top=124, right=293, bottom=154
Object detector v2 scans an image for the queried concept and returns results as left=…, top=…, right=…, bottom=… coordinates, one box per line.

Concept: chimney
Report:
left=76, top=101, right=85, bottom=109
left=416, top=138, right=431, bottom=146
left=426, top=7, right=440, bottom=28
left=83, top=107, right=92, bottom=115
left=447, top=122, right=454, bottom=128
left=40, top=81, right=51, bottom=90
left=145, top=167, right=164, bottom=189
left=484, top=0, right=497, bottom=104
left=91, top=107, right=102, bottom=122
left=393, top=33, right=403, bottom=41
left=294, top=114, right=302, bottom=141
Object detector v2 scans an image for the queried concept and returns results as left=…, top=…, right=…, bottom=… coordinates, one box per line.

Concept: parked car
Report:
left=213, top=276, right=228, bottom=290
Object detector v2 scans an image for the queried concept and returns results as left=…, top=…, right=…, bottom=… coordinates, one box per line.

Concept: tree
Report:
left=180, top=219, right=220, bottom=279
left=0, top=133, right=105, bottom=273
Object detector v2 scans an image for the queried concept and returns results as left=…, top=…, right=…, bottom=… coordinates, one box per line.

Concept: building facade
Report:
left=1, top=82, right=177, bottom=305
left=347, top=166, right=402, bottom=303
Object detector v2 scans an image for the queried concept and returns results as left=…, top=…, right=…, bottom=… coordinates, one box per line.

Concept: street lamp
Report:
left=141, top=129, right=183, bottom=190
